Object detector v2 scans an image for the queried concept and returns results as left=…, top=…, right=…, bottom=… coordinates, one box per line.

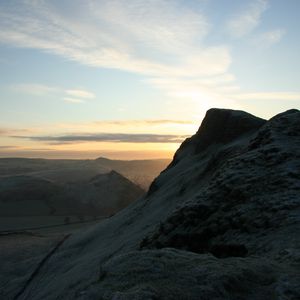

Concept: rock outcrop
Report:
left=1, top=108, right=299, bottom=300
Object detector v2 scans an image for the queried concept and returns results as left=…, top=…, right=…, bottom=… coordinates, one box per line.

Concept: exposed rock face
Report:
left=141, top=109, right=300, bottom=260
left=166, top=108, right=266, bottom=169
left=1, top=108, right=299, bottom=300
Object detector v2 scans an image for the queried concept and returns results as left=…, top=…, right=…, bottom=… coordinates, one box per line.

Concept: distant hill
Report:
left=0, top=158, right=108, bottom=184
left=95, top=157, right=171, bottom=189
left=0, top=171, right=144, bottom=217
left=0, top=157, right=171, bottom=189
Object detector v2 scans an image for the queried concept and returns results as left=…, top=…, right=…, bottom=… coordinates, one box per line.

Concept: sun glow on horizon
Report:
left=0, top=119, right=195, bottom=159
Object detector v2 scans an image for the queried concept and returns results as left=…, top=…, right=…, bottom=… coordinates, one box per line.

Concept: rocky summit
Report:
left=1, top=108, right=299, bottom=300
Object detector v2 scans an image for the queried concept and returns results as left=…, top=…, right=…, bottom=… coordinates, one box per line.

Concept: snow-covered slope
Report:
left=1, top=108, right=299, bottom=299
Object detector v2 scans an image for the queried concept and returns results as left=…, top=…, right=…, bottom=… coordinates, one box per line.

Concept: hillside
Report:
left=95, top=157, right=171, bottom=189
left=0, top=108, right=299, bottom=299
left=0, top=158, right=108, bottom=181
left=0, top=157, right=170, bottom=189
left=0, top=171, right=144, bottom=219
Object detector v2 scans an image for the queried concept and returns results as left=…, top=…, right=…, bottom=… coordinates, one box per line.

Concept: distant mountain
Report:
left=0, top=158, right=108, bottom=183
left=95, top=157, right=170, bottom=189
left=0, top=157, right=170, bottom=189
left=0, top=171, right=144, bottom=217
left=1, top=108, right=299, bottom=299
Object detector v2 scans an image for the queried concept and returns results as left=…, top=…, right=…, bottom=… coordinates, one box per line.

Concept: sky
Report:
left=0, top=0, right=299, bottom=159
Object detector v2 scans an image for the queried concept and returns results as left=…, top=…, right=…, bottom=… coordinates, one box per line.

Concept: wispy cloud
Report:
left=13, top=133, right=189, bottom=144
left=251, top=29, right=285, bottom=48
left=0, top=145, right=19, bottom=149
left=0, top=0, right=210, bottom=75
left=0, top=127, right=34, bottom=136
left=0, top=129, right=8, bottom=136
left=233, top=92, right=300, bottom=101
left=93, top=119, right=194, bottom=126
left=11, top=83, right=59, bottom=96
left=63, top=97, right=85, bottom=104
left=227, top=0, right=268, bottom=38
left=0, top=0, right=293, bottom=115
left=0, top=0, right=232, bottom=102
left=0, top=119, right=195, bottom=144
left=65, top=89, right=95, bottom=99
left=10, top=83, right=95, bottom=104
left=144, top=74, right=238, bottom=98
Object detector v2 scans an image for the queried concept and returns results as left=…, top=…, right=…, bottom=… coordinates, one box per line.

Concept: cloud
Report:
left=63, top=97, right=85, bottom=104
left=0, top=1, right=253, bottom=115
left=0, top=0, right=292, bottom=113
left=0, top=127, right=34, bottom=136
left=233, top=92, right=300, bottom=101
left=13, top=133, right=189, bottom=144
left=227, top=0, right=268, bottom=38
left=251, top=29, right=285, bottom=47
left=22, top=148, right=55, bottom=151
left=10, top=83, right=59, bottom=96
left=65, top=89, right=95, bottom=99
left=0, top=145, right=19, bottom=149
left=145, top=74, right=237, bottom=94
left=143, top=74, right=240, bottom=104
left=93, top=119, right=194, bottom=126
left=0, top=0, right=232, bottom=99
left=10, top=83, right=95, bottom=103
left=0, top=129, right=8, bottom=136
left=0, top=119, right=195, bottom=144
left=0, top=0, right=238, bottom=111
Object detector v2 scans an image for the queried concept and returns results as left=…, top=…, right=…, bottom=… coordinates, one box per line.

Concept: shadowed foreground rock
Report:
left=0, top=108, right=299, bottom=299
